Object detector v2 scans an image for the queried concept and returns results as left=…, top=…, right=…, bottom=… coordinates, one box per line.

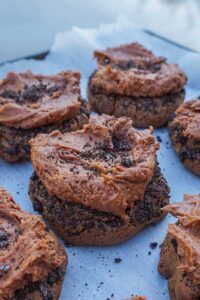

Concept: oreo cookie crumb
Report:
left=150, top=242, right=158, bottom=249
left=0, top=264, right=10, bottom=278
left=156, top=135, right=162, bottom=142
left=0, top=231, right=9, bottom=248
left=121, top=157, right=134, bottom=167
left=114, top=257, right=122, bottom=264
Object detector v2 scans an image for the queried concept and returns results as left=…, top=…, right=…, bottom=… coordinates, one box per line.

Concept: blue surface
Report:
left=0, top=24, right=200, bottom=300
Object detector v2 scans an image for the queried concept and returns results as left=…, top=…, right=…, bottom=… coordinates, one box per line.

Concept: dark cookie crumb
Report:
left=112, top=136, right=132, bottom=152
left=0, top=231, right=9, bottom=248
left=150, top=242, right=158, bottom=249
left=0, top=83, right=65, bottom=103
left=121, top=157, right=134, bottom=167
left=114, top=258, right=122, bottom=264
left=0, top=264, right=10, bottom=278
left=156, top=135, right=162, bottom=142
left=39, top=282, right=53, bottom=300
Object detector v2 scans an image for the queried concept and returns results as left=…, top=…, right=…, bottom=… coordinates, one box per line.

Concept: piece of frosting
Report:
left=163, top=194, right=200, bottom=282
left=0, top=188, right=66, bottom=299
left=0, top=71, right=81, bottom=129
left=30, top=115, right=159, bottom=221
left=91, top=43, right=187, bottom=97
left=127, top=297, right=147, bottom=300
left=132, top=297, right=147, bottom=300
left=171, top=99, right=200, bottom=141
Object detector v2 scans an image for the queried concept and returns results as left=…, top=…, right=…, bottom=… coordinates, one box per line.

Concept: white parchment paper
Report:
left=0, top=21, right=200, bottom=300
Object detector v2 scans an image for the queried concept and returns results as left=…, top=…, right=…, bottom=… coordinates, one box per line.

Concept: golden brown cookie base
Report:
left=29, top=164, right=169, bottom=246
left=169, top=121, right=200, bottom=175
left=0, top=100, right=89, bottom=163
left=159, top=233, right=200, bottom=300
left=88, top=79, right=185, bottom=128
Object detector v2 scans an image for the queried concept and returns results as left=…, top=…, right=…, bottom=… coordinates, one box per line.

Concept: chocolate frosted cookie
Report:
left=0, top=71, right=89, bottom=163
left=29, top=115, right=169, bottom=246
left=158, top=194, right=200, bottom=300
left=0, top=188, right=67, bottom=300
left=169, top=99, right=200, bottom=175
left=88, top=43, right=187, bottom=128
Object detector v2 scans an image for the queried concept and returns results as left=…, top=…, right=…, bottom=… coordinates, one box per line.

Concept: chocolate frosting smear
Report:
left=92, top=43, right=187, bottom=97
left=163, top=194, right=200, bottom=282
left=0, top=188, right=66, bottom=299
left=0, top=71, right=81, bottom=129
left=94, top=42, right=166, bottom=71
left=31, top=115, right=159, bottom=221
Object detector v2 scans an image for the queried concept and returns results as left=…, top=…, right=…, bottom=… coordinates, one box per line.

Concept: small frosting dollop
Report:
left=30, top=114, right=159, bottom=221
left=0, top=71, right=81, bottom=129
left=91, top=43, right=187, bottom=97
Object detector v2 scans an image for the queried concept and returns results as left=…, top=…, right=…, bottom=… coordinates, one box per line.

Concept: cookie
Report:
left=88, top=43, right=187, bottom=128
left=29, top=115, right=169, bottom=246
left=158, top=194, right=200, bottom=300
left=0, top=71, right=89, bottom=163
left=0, top=188, right=67, bottom=300
left=169, top=99, right=200, bottom=175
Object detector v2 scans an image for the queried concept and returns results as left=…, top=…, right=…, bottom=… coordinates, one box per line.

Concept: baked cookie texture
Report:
left=29, top=114, right=169, bottom=246
left=0, top=71, right=89, bottom=163
left=0, top=188, right=67, bottom=300
left=158, top=194, right=200, bottom=300
left=88, top=43, right=187, bottom=128
left=169, top=99, right=200, bottom=175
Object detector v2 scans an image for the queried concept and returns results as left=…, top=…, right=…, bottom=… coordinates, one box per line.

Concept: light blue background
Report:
left=0, top=0, right=200, bottom=63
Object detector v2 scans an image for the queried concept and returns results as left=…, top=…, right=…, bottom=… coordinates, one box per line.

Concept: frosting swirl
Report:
left=30, top=115, right=159, bottom=221
left=0, top=71, right=81, bottom=129
left=0, top=188, right=67, bottom=299
left=91, top=43, right=187, bottom=97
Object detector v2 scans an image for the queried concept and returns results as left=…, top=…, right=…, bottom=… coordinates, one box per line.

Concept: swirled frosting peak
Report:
left=0, top=70, right=81, bottom=129
left=91, top=42, right=187, bottom=97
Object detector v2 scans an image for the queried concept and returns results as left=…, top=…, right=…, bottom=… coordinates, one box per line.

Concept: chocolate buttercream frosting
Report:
left=30, top=115, right=159, bottom=221
left=92, top=43, right=187, bottom=97
left=162, top=194, right=200, bottom=282
left=0, top=71, right=81, bottom=129
left=0, top=188, right=67, bottom=299
left=170, top=99, right=200, bottom=141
